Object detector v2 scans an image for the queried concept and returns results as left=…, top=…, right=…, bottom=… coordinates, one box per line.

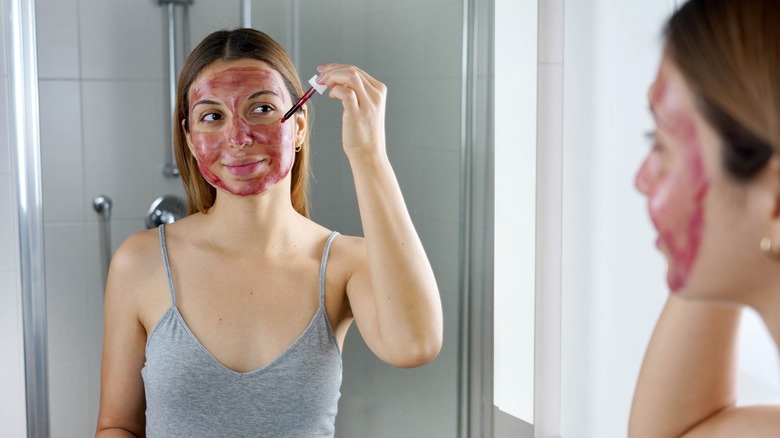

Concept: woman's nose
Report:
left=635, top=155, right=656, bottom=195
left=229, top=117, right=253, bottom=147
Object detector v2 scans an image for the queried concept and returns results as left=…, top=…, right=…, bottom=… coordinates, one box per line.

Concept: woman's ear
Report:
left=295, top=104, right=308, bottom=148
left=755, top=156, right=780, bottom=240
left=182, top=119, right=196, bottom=155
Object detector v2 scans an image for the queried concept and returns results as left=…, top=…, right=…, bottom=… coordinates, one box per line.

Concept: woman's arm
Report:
left=95, top=235, right=149, bottom=437
left=629, top=295, right=780, bottom=437
left=316, top=64, right=443, bottom=368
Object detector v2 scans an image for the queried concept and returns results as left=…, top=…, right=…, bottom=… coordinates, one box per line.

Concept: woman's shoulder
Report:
left=328, top=232, right=366, bottom=274
left=111, top=227, right=162, bottom=272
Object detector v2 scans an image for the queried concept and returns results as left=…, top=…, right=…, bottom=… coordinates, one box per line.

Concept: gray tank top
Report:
left=141, top=225, right=343, bottom=437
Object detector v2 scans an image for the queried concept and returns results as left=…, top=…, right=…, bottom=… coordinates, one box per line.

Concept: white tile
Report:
left=35, top=0, right=80, bottom=79
left=0, top=175, right=17, bottom=271
left=0, top=270, right=22, bottom=368
left=81, top=80, right=156, bottom=221
left=310, top=144, right=348, bottom=212
left=299, top=2, right=343, bottom=72
left=421, top=3, right=463, bottom=79
left=539, top=0, right=564, bottom=64
left=44, top=223, right=89, bottom=366
left=49, top=362, right=92, bottom=438
left=361, top=0, right=460, bottom=14
left=78, top=0, right=157, bottom=79
left=0, top=364, right=26, bottom=438
left=383, top=77, right=423, bottom=150
left=339, top=1, right=369, bottom=68
left=250, top=0, right=293, bottom=52
left=0, top=80, right=10, bottom=175
left=365, top=9, right=425, bottom=79
left=391, top=148, right=460, bottom=223
left=83, top=220, right=106, bottom=302
left=419, top=78, right=461, bottom=153
left=188, top=0, right=241, bottom=50
left=39, top=80, right=86, bottom=223
left=86, top=353, right=102, bottom=435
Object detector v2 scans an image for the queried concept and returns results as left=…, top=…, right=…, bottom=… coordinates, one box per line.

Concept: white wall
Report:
left=0, top=0, right=31, bottom=436
left=494, top=0, right=537, bottom=426
left=558, top=1, right=780, bottom=436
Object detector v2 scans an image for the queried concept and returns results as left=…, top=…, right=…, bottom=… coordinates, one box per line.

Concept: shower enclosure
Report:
left=23, top=0, right=494, bottom=436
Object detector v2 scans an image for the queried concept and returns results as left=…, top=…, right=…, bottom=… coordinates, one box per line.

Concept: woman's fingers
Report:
left=317, top=64, right=383, bottom=109
left=314, top=63, right=387, bottom=158
left=327, top=84, right=360, bottom=114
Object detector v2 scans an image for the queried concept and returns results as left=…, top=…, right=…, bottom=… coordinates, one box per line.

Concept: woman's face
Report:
left=635, top=55, right=772, bottom=299
left=184, top=58, right=302, bottom=198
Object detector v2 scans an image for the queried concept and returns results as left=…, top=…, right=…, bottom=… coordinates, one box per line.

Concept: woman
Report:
left=630, top=0, right=780, bottom=436
left=95, top=28, right=442, bottom=437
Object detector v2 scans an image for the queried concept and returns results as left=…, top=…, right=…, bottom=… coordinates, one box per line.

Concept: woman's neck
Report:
left=197, top=188, right=304, bottom=259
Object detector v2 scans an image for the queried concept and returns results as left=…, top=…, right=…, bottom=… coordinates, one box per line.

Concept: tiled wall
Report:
left=0, top=0, right=30, bottom=435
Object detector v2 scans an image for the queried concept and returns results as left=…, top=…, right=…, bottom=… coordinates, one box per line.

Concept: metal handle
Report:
left=92, top=195, right=113, bottom=291
left=145, top=195, right=187, bottom=229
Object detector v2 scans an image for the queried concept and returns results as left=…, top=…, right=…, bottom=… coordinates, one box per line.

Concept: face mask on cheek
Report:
left=190, top=119, right=297, bottom=197
left=646, top=126, right=709, bottom=292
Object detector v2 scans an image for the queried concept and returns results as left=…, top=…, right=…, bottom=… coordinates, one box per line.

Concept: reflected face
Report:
left=185, top=59, right=297, bottom=197
left=635, top=57, right=711, bottom=292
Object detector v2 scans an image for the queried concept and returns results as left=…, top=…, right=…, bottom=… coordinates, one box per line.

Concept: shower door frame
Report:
left=8, top=0, right=49, bottom=436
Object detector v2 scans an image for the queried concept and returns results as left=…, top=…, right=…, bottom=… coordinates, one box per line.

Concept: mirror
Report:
left=29, top=0, right=537, bottom=436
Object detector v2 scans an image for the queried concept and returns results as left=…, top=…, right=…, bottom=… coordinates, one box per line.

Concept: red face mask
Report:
left=186, top=63, right=297, bottom=197
left=635, top=61, right=710, bottom=292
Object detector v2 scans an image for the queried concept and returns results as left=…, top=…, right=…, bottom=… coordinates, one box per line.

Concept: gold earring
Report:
left=760, top=237, right=780, bottom=261
left=295, top=143, right=302, bottom=153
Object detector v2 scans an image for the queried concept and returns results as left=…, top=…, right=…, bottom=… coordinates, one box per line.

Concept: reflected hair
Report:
left=665, top=0, right=780, bottom=180
left=174, top=28, right=311, bottom=216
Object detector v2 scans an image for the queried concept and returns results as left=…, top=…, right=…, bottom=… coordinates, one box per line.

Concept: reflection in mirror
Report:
left=27, top=0, right=533, bottom=437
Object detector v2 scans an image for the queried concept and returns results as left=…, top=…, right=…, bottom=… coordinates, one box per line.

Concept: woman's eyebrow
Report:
left=192, top=99, right=219, bottom=109
left=248, top=90, right=281, bottom=100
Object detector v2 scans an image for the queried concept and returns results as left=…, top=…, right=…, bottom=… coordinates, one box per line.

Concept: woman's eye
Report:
left=251, top=104, right=275, bottom=114
left=645, top=130, right=663, bottom=152
left=201, top=112, right=222, bottom=122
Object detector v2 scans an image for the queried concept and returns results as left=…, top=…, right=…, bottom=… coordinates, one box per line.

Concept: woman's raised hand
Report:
left=316, top=64, right=387, bottom=161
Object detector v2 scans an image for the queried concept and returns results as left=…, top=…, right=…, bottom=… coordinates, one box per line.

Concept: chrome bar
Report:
left=241, top=0, right=252, bottom=28
left=9, top=0, right=50, bottom=435
left=92, top=196, right=113, bottom=290
left=182, top=3, right=191, bottom=57
left=163, top=2, right=179, bottom=177
left=159, top=0, right=192, bottom=177
left=291, top=0, right=300, bottom=69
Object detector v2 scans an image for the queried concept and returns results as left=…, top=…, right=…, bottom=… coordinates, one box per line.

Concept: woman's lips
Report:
left=225, top=159, right=265, bottom=176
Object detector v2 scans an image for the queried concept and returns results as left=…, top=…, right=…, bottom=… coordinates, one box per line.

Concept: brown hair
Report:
left=174, top=28, right=311, bottom=216
left=665, top=0, right=780, bottom=180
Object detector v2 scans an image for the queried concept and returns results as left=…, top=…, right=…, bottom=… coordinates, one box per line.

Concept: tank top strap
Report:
left=158, top=224, right=177, bottom=307
left=319, top=231, right=340, bottom=307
